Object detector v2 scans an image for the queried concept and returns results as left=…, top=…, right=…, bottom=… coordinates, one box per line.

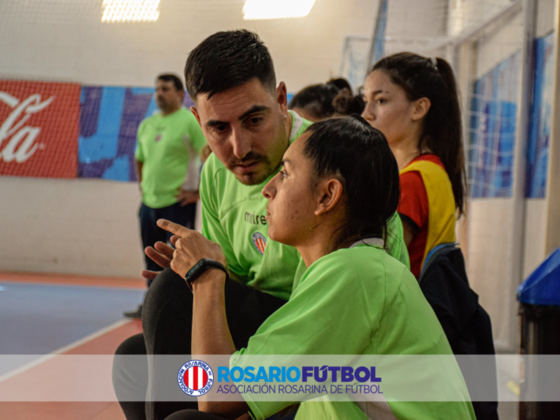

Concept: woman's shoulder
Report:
left=302, top=245, right=410, bottom=288
left=408, top=153, right=445, bottom=169
left=400, top=153, right=453, bottom=201
left=401, top=154, right=447, bottom=177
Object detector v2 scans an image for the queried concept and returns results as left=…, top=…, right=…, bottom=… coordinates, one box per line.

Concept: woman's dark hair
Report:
left=332, top=87, right=366, bottom=116
left=326, top=77, right=352, bottom=91
left=372, top=52, right=466, bottom=215
left=185, top=30, right=276, bottom=100
left=303, top=115, right=400, bottom=249
left=289, top=78, right=365, bottom=120
left=289, top=83, right=339, bottom=120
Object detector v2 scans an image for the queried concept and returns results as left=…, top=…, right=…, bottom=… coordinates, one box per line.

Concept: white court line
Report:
left=0, top=318, right=132, bottom=383
left=0, top=280, right=144, bottom=291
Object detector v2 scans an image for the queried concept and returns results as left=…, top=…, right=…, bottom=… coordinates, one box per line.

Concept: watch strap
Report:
left=185, top=258, right=228, bottom=290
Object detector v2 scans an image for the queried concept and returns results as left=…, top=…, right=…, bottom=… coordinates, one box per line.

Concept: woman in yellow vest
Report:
left=362, top=52, right=466, bottom=278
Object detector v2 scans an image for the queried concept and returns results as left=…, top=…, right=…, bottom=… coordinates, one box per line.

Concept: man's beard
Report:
left=227, top=151, right=274, bottom=186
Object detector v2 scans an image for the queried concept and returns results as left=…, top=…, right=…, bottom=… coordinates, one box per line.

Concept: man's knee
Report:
left=113, top=334, right=148, bottom=402
left=142, top=268, right=193, bottom=349
left=145, top=268, right=189, bottom=303
left=143, top=268, right=191, bottom=320
left=164, top=409, right=225, bottom=420
left=115, top=333, right=147, bottom=356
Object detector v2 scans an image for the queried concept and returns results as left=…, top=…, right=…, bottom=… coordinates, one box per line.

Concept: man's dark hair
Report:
left=184, top=30, right=276, bottom=100
left=156, top=73, right=184, bottom=92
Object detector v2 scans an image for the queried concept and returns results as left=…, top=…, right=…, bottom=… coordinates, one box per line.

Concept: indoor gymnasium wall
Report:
left=0, top=0, right=377, bottom=99
left=463, top=6, right=524, bottom=352
left=522, top=0, right=556, bottom=278
left=463, top=0, right=557, bottom=351
left=383, top=0, right=448, bottom=57
left=0, top=0, right=378, bottom=277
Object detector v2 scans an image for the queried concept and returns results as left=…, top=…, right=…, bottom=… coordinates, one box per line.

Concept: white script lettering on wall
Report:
left=0, top=92, right=54, bottom=163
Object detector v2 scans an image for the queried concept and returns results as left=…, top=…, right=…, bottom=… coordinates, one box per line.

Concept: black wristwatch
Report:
left=185, top=258, right=229, bottom=290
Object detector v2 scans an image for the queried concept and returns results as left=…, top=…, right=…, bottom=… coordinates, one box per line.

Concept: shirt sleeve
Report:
left=398, top=171, right=429, bottom=231
left=134, top=121, right=145, bottom=162
left=199, top=159, right=244, bottom=278
left=185, top=111, right=207, bottom=154
left=385, top=212, right=410, bottom=269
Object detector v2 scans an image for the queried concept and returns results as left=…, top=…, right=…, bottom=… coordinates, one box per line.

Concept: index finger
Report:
left=157, top=219, right=190, bottom=237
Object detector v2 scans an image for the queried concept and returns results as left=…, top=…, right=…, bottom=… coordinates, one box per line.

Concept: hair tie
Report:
left=430, top=57, right=438, bottom=70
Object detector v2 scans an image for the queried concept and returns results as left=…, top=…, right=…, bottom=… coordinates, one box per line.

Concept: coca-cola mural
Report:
left=0, top=81, right=80, bottom=178
left=0, top=80, right=198, bottom=182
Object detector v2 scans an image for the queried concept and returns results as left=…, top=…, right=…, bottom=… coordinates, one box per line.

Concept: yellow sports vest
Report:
left=400, top=160, right=456, bottom=268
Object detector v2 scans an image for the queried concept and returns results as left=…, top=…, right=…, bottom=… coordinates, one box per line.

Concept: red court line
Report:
left=0, top=271, right=145, bottom=289
left=0, top=319, right=142, bottom=420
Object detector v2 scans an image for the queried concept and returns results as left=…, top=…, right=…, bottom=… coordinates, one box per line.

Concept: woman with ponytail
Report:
left=362, top=52, right=466, bottom=278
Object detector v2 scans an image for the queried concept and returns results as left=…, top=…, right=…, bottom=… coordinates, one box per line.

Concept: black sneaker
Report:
left=123, top=304, right=142, bottom=319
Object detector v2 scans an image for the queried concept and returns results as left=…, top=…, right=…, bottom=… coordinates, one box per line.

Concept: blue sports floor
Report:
left=0, top=281, right=143, bottom=355
left=0, top=273, right=145, bottom=420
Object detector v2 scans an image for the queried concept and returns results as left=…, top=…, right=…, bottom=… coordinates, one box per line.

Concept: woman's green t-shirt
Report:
left=231, top=245, right=475, bottom=420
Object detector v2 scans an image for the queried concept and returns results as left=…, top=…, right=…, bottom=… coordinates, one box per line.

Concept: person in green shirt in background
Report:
left=162, top=115, right=475, bottom=420
left=113, top=31, right=408, bottom=420
left=124, top=74, right=208, bottom=319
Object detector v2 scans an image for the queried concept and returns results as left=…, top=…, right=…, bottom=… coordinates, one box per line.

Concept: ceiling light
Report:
left=101, top=0, right=160, bottom=23
left=243, top=0, right=316, bottom=20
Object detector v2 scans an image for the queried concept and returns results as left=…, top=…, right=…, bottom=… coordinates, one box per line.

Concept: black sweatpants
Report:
left=139, top=202, right=196, bottom=287
left=164, top=411, right=227, bottom=420
left=112, top=267, right=286, bottom=420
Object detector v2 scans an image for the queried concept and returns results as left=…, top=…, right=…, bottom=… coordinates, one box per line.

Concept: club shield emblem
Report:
left=177, top=360, right=214, bottom=396
left=251, top=232, right=267, bottom=255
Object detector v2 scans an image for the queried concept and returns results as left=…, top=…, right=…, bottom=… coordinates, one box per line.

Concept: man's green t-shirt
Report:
left=200, top=111, right=409, bottom=301
left=231, top=244, right=476, bottom=420
left=135, top=107, right=207, bottom=209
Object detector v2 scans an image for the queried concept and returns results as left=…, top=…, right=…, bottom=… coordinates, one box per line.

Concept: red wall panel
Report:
left=0, top=81, right=81, bottom=178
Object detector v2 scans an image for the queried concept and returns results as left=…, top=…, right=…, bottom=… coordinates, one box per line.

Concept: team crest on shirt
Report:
left=252, top=232, right=267, bottom=255
left=155, top=134, right=162, bottom=142
left=177, top=360, right=214, bottom=396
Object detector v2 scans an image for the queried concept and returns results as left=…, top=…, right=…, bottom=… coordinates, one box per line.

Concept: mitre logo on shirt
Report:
left=244, top=211, right=267, bottom=226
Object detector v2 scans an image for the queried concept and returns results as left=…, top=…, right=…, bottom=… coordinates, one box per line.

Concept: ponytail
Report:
left=289, top=78, right=366, bottom=121
left=431, top=57, right=466, bottom=216
left=332, top=88, right=366, bottom=116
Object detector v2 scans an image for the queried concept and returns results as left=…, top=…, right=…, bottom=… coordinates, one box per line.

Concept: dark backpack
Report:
left=419, top=243, right=499, bottom=420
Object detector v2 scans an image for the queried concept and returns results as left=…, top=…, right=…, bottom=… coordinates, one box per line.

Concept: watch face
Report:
left=188, top=259, right=206, bottom=279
